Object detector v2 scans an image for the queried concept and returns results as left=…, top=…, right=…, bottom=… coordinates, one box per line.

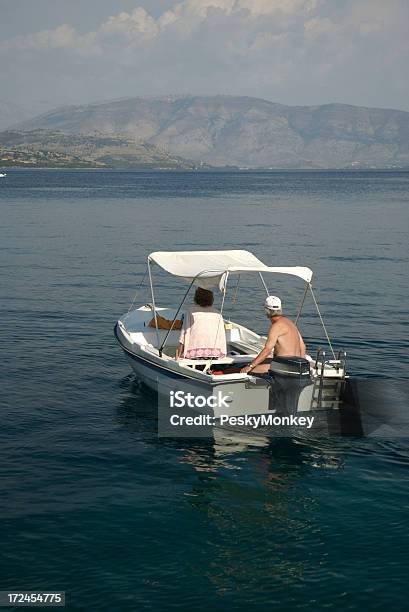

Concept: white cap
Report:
left=264, top=295, right=282, bottom=312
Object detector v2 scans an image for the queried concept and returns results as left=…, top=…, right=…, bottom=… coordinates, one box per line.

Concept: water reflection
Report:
left=113, top=375, right=409, bottom=600
left=115, top=375, right=350, bottom=471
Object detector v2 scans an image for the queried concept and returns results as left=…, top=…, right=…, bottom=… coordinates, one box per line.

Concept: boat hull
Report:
left=121, top=345, right=271, bottom=417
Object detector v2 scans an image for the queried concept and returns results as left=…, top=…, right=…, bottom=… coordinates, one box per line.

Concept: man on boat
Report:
left=240, top=296, right=306, bottom=374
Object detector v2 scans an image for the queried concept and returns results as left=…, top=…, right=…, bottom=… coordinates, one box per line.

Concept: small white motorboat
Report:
left=115, top=250, right=347, bottom=418
left=0, top=173, right=7, bottom=177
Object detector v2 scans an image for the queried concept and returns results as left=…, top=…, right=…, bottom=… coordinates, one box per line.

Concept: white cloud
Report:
left=1, top=24, right=76, bottom=50
left=0, top=23, right=99, bottom=55
left=237, top=0, right=319, bottom=16
left=0, top=0, right=326, bottom=53
left=99, top=7, right=159, bottom=40
left=0, top=0, right=408, bottom=111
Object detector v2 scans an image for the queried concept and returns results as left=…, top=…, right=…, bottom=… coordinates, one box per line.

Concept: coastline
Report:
left=1, top=165, right=408, bottom=172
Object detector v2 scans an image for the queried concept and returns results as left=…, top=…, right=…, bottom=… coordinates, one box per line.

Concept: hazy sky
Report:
left=1, top=0, right=408, bottom=113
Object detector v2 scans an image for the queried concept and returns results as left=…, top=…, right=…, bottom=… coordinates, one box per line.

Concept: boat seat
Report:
left=179, top=354, right=255, bottom=369
left=179, top=357, right=234, bottom=367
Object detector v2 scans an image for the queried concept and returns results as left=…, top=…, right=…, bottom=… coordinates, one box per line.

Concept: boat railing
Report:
left=314, top=346, right=347, bottom=409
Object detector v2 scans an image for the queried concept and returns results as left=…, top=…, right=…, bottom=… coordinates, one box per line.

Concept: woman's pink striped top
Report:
left=179, top=305, right=227, bottom=359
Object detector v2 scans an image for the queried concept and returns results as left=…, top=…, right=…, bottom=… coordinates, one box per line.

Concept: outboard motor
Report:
left=268, top=356, right=312, bottom=415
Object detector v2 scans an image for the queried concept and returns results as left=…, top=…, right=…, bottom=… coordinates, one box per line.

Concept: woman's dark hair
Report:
left=194, top=287, right=214, bottom=307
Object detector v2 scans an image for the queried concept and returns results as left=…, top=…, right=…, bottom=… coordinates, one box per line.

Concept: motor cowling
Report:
left=269, top=356, right=311, bottom=378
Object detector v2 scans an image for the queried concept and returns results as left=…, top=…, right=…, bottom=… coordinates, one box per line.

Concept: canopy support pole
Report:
left=158, top=278, right=196, bottom=357
left=309, top=284, right=336, bottom=359
left=295, top=282, right=309, bottom=325
left=258, top=272, right=269, bottom=296
left=220, top=274, right=228, bottom=317
left=232, top=274, right=240, bottom=305
left=147, top=258, right=161, bottom=352
left=204, top=272, right=229, bottom=373
left=127, top=263, right=148, bottom=314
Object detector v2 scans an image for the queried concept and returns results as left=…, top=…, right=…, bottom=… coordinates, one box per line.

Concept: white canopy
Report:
left=149, top=250, right=313, bottom=289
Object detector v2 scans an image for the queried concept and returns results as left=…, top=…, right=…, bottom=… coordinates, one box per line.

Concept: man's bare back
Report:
left=272, top=316, right=306, bottom=357
left=240, top=314, right=306, bottom=375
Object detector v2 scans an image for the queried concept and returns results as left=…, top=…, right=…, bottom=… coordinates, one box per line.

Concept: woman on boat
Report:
left=176, top=287, right=227, bottom=360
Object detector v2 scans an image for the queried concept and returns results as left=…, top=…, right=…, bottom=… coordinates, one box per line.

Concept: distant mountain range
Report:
left=6, top=95, right=409, bottom=169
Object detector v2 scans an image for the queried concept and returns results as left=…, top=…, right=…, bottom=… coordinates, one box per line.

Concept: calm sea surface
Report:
left=1, top=169, right=409, bottom=610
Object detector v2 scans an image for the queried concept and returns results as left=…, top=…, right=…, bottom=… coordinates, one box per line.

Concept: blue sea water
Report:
left=0, top=169, right=409, bottom=610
